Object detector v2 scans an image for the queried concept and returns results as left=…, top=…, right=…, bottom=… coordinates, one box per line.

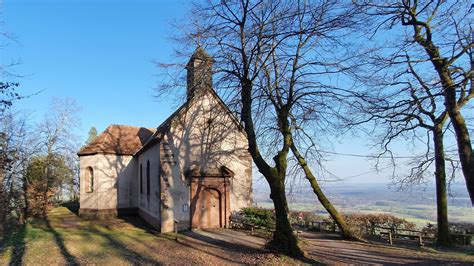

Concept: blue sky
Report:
left=2, top=0, right=467, bottom=189
left=3, top=0, right=187, bottom=135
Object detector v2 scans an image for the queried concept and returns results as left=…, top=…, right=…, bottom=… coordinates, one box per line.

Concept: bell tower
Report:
left=186, top=47, right=213, bottom=100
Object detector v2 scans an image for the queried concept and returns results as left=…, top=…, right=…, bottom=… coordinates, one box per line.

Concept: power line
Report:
left=318, top=150, right=424, bottom=159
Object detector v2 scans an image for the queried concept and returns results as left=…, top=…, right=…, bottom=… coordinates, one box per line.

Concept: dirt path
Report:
left=299, top=231, right=474, bottom=265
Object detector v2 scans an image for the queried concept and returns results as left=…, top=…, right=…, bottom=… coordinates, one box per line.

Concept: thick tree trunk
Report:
left=290, top=142, right=355, bottom=240
left=266, top=175, right=302, bottom=256
left=433, top=126, right=450, bottom=246
left=444, top=88, right=474, bottom=205
left=240, top=79, right=303, bottom=257
left=417, top=35, right=474, bottom=205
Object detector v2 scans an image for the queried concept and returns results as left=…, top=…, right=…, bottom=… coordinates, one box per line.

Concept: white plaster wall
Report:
left=160, top=91, right=252, bottom=232
left=80, top=154, right=135, bottom=210
left=159, top=141, right=189, bottom=232
left=136, top=143, right=161, bottom=228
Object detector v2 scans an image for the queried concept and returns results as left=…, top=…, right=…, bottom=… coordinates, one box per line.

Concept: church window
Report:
left=140, top=163, right=143, bottom=195
left=146, top=160, right=150, bottom=198
left=85, top=167, right=94, bottom=193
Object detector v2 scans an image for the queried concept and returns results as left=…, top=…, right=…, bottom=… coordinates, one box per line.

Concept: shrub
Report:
left=289, top=211, right=323, bottom=227
left=325, top=213, right=416, bottom=238
left=232, top=207, right=275, bottom=229
left=421, top=222, right=474, bottom=242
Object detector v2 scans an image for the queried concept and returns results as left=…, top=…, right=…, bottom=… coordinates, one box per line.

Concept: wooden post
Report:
left=418, top=235, right=423, bottom=247
left=388, top=232, right=393, bottom=245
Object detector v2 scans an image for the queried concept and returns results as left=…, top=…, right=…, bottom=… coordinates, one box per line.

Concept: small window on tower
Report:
left=85, top=167, right=94, bottom=193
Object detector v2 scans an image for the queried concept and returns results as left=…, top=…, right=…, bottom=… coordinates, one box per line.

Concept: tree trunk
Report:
left=266, top=175, right=301, bottom=256
left=240, top=79, right=303, bottom=257
left=289, top=142, right=355, bottom=240
left=0, top=190, right=5, bottom=235
left=23, top=174, right=29, bottom=219
left=418, top=37, right=474, bottom=205
left=433, top=126, right=450, bottom=246
left=444, top=90, right=474, bottom=205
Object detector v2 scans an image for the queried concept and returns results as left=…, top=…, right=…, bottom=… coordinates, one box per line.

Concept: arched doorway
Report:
left=189, top=166, right=233, bottom=229
left=199, top=188, right=221, bottom=228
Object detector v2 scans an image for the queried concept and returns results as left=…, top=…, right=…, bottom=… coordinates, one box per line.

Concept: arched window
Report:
left=146, top=160, right=150, bottom=198
left=140, top=163, right=143, bottom=195
left=85, top=167, right=94, bottom=193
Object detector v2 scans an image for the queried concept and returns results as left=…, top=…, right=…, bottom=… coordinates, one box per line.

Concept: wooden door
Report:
left=200, top=189, right=221, bottom=228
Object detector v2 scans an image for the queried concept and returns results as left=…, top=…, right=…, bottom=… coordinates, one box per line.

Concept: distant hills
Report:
left=253, top=182, right=473, bottom=224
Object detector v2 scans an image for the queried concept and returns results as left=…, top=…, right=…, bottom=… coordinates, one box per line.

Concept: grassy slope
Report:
left=0, top=208, right=170, bottom=265
left=0, top=207, right=299, bottom=265
left=1, top=207, right=472, bottom=265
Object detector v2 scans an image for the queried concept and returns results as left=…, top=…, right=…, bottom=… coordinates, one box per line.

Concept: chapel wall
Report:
left=79, top=154, right=135, bottom=218
left=159, top=91, right=252, bottom=232
left=136, top=143, right=161, bottom=229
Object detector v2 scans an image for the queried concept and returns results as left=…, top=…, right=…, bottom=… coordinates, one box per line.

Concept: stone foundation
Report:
left=79, top=208, right=117, bottom=219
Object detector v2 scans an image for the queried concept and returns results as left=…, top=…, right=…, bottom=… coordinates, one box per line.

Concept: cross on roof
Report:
left=191, top=31, right=203, bottom=47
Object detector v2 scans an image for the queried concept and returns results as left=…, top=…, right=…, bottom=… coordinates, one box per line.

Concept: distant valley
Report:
left=253, top=182, right=473, bottom=224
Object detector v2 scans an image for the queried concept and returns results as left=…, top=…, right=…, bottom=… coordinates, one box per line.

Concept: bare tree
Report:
left=250, top=0, right=364, bottom=240
left=0, top=111, right=39, bottom=232
left=353, top=0, right=474, bottom=205
left=348, top=0, right=474, bottom=245
left=24, top=98, right=80, bottom=217
left=157, top=0, right=367, bottom=254
left=351, top=63, right=453, bottom=244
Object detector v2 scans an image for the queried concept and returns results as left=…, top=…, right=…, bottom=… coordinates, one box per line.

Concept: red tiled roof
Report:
left=78, top=125, right=155, bottom=156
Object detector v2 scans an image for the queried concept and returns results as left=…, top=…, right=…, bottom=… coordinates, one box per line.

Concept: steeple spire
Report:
left=186, top=47, right=213, bottom=100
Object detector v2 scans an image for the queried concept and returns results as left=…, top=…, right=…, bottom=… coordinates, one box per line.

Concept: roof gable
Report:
left=136, top=88, right=246, bottom=155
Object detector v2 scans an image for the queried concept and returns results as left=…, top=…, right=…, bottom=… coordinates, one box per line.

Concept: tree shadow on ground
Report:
left=86, top=226, right=161, bottom=265
left=0, top=224, right=27, bottom=265
left=182, top=230, right=319, bottom=264
left=301, top=231, right=473, bottom=265
left=44, top=219, right=79, bottom=265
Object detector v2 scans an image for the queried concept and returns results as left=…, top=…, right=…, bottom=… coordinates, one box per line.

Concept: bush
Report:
left=421, top=222, right=474, bottom=243
left=289, top=211, right=323, bottom=227
left=231, top=207, right=275, bottom=229
left=325, top=213, right=416, bottom=238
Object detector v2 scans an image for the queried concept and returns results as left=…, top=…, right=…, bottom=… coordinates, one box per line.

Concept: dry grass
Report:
left=0, top=207, right=305, bottom=265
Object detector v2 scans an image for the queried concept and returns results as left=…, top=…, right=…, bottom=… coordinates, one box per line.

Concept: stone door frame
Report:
left=189, top=167, right=233, bottom=229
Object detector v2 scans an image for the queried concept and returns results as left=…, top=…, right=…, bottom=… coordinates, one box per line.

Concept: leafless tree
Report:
left=353, top=0, right=473, bottom=205
left=157, top=0, right=367, bottom=254
left=24, top=98, right=81, bottom=216
left=349, top=0, right=473, bottom=245
left=250, top=0, right=365, bottom=240
left=0, top=111, right=39, bottom=232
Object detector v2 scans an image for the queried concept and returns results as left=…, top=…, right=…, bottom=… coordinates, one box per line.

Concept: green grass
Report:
left=0, top=207, right=301, bottom=265
left=2, top=207, right=472, bottom=264
left=0, top=208, right=169, bottom=265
